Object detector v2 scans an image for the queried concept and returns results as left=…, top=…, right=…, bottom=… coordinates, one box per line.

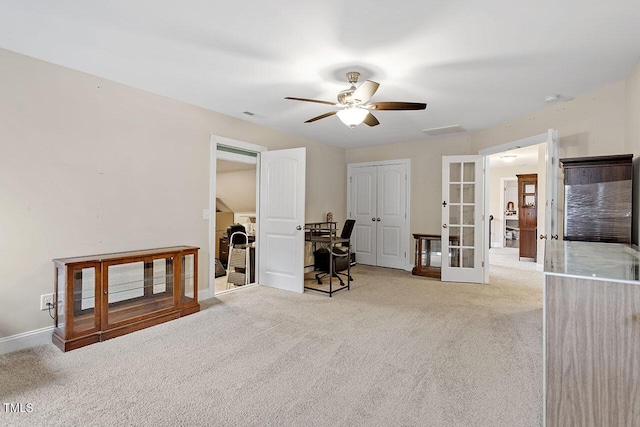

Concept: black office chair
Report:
left=314, top=219, right=355, bottom=286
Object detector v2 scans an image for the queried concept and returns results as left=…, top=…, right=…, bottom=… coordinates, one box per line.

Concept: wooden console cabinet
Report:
left=52, top=246, right=199, bottom=352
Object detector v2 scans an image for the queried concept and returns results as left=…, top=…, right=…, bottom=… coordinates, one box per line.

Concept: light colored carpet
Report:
left=0, top=248, right=543, bottom=426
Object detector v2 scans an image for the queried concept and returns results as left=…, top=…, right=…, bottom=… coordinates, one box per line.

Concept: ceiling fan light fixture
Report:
left=336, top=107, right=368, bottom=128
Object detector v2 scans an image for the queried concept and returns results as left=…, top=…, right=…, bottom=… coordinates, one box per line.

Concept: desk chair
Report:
left=314, top=219, right=355, bottom=286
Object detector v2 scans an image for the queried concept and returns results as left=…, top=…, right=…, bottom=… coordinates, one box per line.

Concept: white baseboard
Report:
left=0, top=326, right=54, bottom=355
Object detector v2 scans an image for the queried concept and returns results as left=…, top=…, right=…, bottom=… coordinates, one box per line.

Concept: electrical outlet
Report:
left=40, top=293, right=54, bottom=311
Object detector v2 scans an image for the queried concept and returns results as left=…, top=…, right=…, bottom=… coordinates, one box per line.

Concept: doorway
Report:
left=480, top=129, right=559, bottom=282
left=206, top=136, right=307, bottom=298
left=207, top=136, right=265, bottom=299
left=214, top=156, right=257, bottom=294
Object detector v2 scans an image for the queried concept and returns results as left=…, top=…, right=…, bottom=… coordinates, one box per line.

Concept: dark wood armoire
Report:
left=517, top=173, right=538, bottom=261
left=560, top=154, right=633, bottom=244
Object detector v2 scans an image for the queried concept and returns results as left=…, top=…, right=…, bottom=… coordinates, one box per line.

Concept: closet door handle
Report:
left=376, top=218, right=381, bottom=222
left=372, top=218, right=376, bottom=222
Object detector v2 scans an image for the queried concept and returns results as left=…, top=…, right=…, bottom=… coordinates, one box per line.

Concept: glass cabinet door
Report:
left=104, top=257, right=175, bottom=327
left=55, top=262, right=100, bottom=339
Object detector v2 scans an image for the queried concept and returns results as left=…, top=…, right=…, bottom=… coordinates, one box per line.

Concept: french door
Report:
left=441, top=155, right=485, bottom=283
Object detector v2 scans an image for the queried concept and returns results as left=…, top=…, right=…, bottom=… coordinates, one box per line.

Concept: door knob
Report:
left=443, top=224, right=448, bottom=229
left=552, top=234, right=559, bottom=240
left=540, top=234, right=547, bottom=240
left=296, top=225, right=302, bottom=231
left=372, top=218, right=376, bottom=222
left=376, top=218, right=381, bottom=222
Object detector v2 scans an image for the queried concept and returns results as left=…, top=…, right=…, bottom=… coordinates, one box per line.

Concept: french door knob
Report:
left=540, top=234, right=547, bottom=240
left=552, top=234, right=559, bottom=240
left=442, top=224, right=448, bottom=229
left=376, top=218, right=381, bottom=222
left=372, top=218, right=376, bottom=221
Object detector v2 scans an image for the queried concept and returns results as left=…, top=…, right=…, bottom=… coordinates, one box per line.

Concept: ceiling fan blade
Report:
left=369, top=101, right=427, bottom=110
left=363, top=113, right=380, bottom=127
left=304, top=111, right=337, bottom=123
left=285, top=97, right=336, bottom=106
left=352, top=80, right=380, bottom=104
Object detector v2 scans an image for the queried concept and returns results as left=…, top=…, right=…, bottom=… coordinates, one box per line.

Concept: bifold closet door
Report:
left=350, top=163, right=407, bottom=269
left=350, top=166, right=377, bottom=266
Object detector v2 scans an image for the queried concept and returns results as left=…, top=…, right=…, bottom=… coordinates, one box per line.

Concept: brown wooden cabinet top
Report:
left=559, top=154, right=632, bottom=168
left=53, top=246, right=199, bottom=265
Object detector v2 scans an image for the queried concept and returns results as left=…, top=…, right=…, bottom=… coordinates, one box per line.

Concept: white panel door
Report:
left=349, top=162, right=408, bottom=269
left=350, top=166, right=377, bottom=266
left=376, top=164, right=407, bottom=269
left=441, top=155, right=485, bottom=283
left=258, top=148, right=306, bottom=293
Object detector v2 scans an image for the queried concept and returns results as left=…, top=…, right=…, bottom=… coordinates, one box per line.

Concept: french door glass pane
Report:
left=462, top=226, right=475, bottom=246
left=450, top=184, right=461, bottom=203
left=463, top=184, right=475, bottom=203
left=462, top=249, right=475, bottom=268
left=450, top=163, right=461, bottom=182
left=463, top=206, right=475, bottom=225
left=449, top=206, right=461, bottom=225
left=449, top=247, right=460, bottom=267
left=463, top=162, right=475, bottom=182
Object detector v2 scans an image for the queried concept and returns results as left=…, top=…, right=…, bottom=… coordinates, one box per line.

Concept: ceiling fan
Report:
left=285, top=71, right=427, bottom=128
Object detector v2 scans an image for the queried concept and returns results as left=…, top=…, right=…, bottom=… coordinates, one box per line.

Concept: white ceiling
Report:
left=488, top=144, right=540, bottom=169
left=1, top=1, right=639, bottom=149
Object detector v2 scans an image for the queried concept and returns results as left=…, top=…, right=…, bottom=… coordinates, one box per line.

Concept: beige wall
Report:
left=627, top=59, right=640, bottom=244
left=472, top=79, right=629, bottom=158
left=0, top=48, right=345, bottom=338
left=216, top=169, right=257, bottom=214
left=626, top=59, right=640, bottom=155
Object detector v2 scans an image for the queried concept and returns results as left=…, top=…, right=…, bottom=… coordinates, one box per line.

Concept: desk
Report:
left=304, top=222, right=351, bottom=297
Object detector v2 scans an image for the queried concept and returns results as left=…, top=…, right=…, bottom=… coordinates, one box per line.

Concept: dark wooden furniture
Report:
left=517, top=174, right=537, bottom=261
left=412, top=234, right=461, bottom=278
left=52, top=246, right=199, bottom=352
left=412, top=234, right=443, bottom=278
left=560, top=154, right=632, bottom=243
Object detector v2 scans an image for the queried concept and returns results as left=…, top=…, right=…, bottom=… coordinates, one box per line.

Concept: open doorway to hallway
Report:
left=487, top=143, right=545, bottom=267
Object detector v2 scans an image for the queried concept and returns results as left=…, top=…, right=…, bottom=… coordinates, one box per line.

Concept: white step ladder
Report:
left=226, top=231, right=250, bottom=288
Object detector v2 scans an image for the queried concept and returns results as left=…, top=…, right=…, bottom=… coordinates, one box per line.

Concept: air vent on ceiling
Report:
left=242, top=111, right=265, bottom=119
left=421, top=125, right=466, bottom=136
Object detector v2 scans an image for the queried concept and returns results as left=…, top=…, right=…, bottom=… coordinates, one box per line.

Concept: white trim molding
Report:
left=0, top=326, right=54, bottom=355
